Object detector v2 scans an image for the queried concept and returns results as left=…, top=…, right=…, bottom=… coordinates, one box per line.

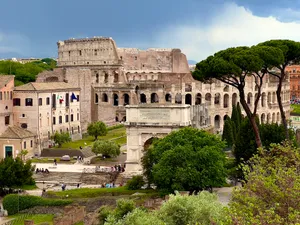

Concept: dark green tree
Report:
left=0, top=157, right=34, bottom=191
left=259, top=40, right=300, bottom=140
left=51, top=131, right=71, bottom=147
left=143, top=127, right=227, bottom=193
left=193, top=45, right=284, bottom=147
left=92, top=140, right=120, bottom=158
left=87, top=121, right=107, bottom=140
left=222, top=118, right=234, bottom=147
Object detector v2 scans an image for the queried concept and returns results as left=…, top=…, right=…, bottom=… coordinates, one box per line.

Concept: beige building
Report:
left=0, top=75, right=14, bottom=134
left=0, top=126, right=36, bottom=159
left=13, top=82, right=81, bottom=154
left=36, top=37, right=290, bottom=134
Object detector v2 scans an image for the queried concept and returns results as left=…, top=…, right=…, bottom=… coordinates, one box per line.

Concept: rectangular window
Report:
left=77, top=113, right=79, bottom=121
left=71, top=114, right=74, bottom=122
left=13, top=98, right=21, bottom=106
left=25, top=98, right=33, bottom=106
left=52, top=94, right=56, bottom=108
left=10, top=92, right=12, bottom=100
left=30, top=140, right=33, bottom=148
left=59, top=116, right=62, bottom=124
left=24, top=141, right=26, bottom=149
left=0, top=92, right=2, bottom=100
left=53, top=117, right=56, bottom=125
left=5, top=116, right=9, bottom=125
left=65, top=115, right=69, bottom=122
left=38, top=98, right=42, bottom=106
left=77, top=95, right=80, bottom=102
left=46, top=97, right=50, bottom=105
left=65, top=93, right=70, bottom=107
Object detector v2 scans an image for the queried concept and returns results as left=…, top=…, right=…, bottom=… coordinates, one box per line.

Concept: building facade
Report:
left=0, top=75, right=14, bottom=134
left=13, top=82, right=81, bottom=153
left=35, top=37, right=290, bottom=134
left=287, top=65, right=300, bottom=100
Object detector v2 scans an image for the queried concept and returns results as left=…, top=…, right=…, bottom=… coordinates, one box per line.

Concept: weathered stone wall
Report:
left=53, top=205, right=85, bottom=225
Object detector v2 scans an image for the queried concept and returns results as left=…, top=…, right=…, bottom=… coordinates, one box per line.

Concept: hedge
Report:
left=3, top=194, right=72, bottom=215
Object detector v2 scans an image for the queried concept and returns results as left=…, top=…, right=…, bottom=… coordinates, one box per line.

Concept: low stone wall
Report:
left=41, top=149, right=84, bottom=157
left=53, top=205, right=85, bottom=225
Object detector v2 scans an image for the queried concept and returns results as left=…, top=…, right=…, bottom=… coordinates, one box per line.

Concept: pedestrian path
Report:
left=33, top=163, right=97, bottom=173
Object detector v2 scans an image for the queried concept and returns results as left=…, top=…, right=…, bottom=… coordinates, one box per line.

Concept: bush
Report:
left=3, top=194, right=72, bottom=215
left=98, top=205, right=113, bottom=225
left=92, top=140, right=120, bottom=158
left=126, top=175, right=145, bottom=190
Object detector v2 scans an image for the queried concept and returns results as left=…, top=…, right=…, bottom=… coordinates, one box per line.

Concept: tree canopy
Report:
left=51, top=131, right=71, bottom=147
left=259, top=40, right=300, bottom=139
left=193, top=45, right=284, bottom=147
left=0, top=59, right=56, bottom=86
left=142, top=127, right=227, bottom=193
left=92, top=140, right=120, bottom=158
left=229, top=143, right=300, bottom=224
left=87, top=121, right=107, bottom=140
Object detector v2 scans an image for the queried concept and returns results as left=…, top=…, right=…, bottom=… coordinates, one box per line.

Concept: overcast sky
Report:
left=1, top=0, right=300, bottom=61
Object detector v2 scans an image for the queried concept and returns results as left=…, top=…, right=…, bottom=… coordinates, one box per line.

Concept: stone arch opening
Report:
left=185, top=94, right=192, bottom=105
left=115, top=116, right=119, bottom=122
left=95, top=93, right=99, bottom=104
left=205, top=93, right=211, bottom=105
left=140, top=94, right=146, bottom=103
left=113, top=93, right=119, bottom=106
left=214, top=93, right=220, bottom=105
left=224, top=94, right=229, bottom=108
left=261, top=113, right=265, bottom=124
left=102, top=93, right=108, bottom=102
left=195, top=93, right=201, bottom=105
left=272, top=113, right=276, bottom=123
left=224, top=115, right=229, bottom=121
left=151, top=93, right=159, bottom=103
left=267, top=113, right=271, bottom=123
left=96, top=73, right=99, bottom=83
left=165, top=93, right=171, bottom=102
left=144, top=137, right=159, bottom=151
left=104, top=72, right=109, bottom=83
left=247, top=93, right=253, bottom=105
left=135, top=86, right=139, bottom=94
left=272, top=92, right=276, bottom=103
left=232, top=93, right=237, bottom=106
left=122, top=116, right=126, bottom=122
left=277, top=112, right=280, bottom=123
left=261, top=92, right=266, bottom=107
left=123, top=93, right=130, bottom=105
left=214, top=115, right=221, bottom=129
left=114, top=73, right=119, bottom=83
left=175, top=93, right=182, bottom=104
left=267, top=92, right=271, bottom=104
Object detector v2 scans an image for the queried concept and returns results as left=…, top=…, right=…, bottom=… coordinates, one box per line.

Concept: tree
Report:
left=92, top=140, right=120, bottom=158
left=142, top=127, right=227, bottom=193
left=0, top=157, right=34, bottom=192
left=222, top=118, right=234, bottom=147
left=87, top=121, right=107, bottom=140
left=229, top=143, right=300, bottom=224
left=51, top=131, right=71, bottom=147
left=193, top=45, right=284, bottom=147
left=259, top=40, right=300, bottom=140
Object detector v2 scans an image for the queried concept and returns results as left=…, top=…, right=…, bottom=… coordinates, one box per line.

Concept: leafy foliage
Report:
left=0, top=157, right=34, bottom=191
left=0, top=59, right=56, bottom=85
left=3, top=194, right=72, bottom=215
left=92, top=140, right=120, bottom=158
left=51, top=131, right=71, bottom=147
left=229, top=143, right=300, bottom=224
left=87, top=121, right=107, bottom=140
left=126, top=175, right=145, bottom=190
left=142, top=127, right=227, bottom=193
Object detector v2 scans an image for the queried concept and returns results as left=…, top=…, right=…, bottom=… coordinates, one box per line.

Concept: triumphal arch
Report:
left=124, top=104, right=191, bottom=175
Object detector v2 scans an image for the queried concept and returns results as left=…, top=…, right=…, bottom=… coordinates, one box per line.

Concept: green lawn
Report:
left=58, top=127, right=126, bottom=149
left=21, top=184, right=38, bottom=190
left=47, top=187, right=157, bottom=198
left=9, top=214, right=54, bottom=225
left=291, top=104, right=300, bottom=115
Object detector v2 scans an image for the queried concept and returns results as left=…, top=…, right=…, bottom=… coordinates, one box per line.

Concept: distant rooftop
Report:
left=14, top=82, right=80, bottom=91
left=0, top=126, right=35, bottom=139
left=0, top=75, right=14, bottom=89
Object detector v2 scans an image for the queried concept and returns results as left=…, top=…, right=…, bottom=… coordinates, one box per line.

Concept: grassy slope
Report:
left=58, top=127, right=126, bottom=149
left=291, top=104, right=300, bottom=115
left=9, top=214, right=54, bottom=225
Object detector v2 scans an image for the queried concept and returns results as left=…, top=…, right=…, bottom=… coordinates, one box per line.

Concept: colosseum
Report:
left=36, top=37, right=290, bottom=133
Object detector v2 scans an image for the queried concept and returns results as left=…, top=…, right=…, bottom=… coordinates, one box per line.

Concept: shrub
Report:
left=98, top=205, right=113, bottom=225
left=126, top=175, right=145, bottom=190
left=92, top=140, right=120, bottom=158
left=3, top=194, right=72, bottom=215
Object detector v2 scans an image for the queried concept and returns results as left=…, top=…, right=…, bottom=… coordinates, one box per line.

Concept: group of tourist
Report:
left=101, top=182, right=123, bottom=188
left=111, top=164, right=125, bottom=172
left=36, top=168, right=50, bottom=174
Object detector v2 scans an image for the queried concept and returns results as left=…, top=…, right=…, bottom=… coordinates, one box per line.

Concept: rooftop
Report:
left=0, top=126, right=35, bottom=139
left=0, top=75, right=14, bottom=89
left=14, top=82, right=80, bottom=91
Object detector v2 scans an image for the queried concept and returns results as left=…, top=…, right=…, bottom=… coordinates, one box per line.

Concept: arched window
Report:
left=261, top=114, right=265, bottom=124
left=261, top=92, right=266, bottom=107
left=232, top=93, right=237, bottom=106
left=223, top=94, right=229, bottom=108
left=96, top=73, right=99, bottom=83
left=165, top=93, right=171, bottom=102
left=214, top=93, right=220, bottom=105
left=195, top=93, right=201, bottom=105
left=113, top=94, right=119, bottom=106
left=205, top=93, right=211, bottom=105
left=214, top=115, right=221, bottom=129
left=151, top=93, right=159, bottom=103
left=123, top=94, right=130, bottom=105
left=104, top=72, right=109, bottom=83
left=95, top=94, right=99, bottom=104
left=247, top=93, right=253, bottom=105
left=175, top=93, right=182, bottom=104
left=102, top=93, right=108, bottom=102
left=185, top=94, right=192, bottom=105
left=140, top=94, right=146, bottom=103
